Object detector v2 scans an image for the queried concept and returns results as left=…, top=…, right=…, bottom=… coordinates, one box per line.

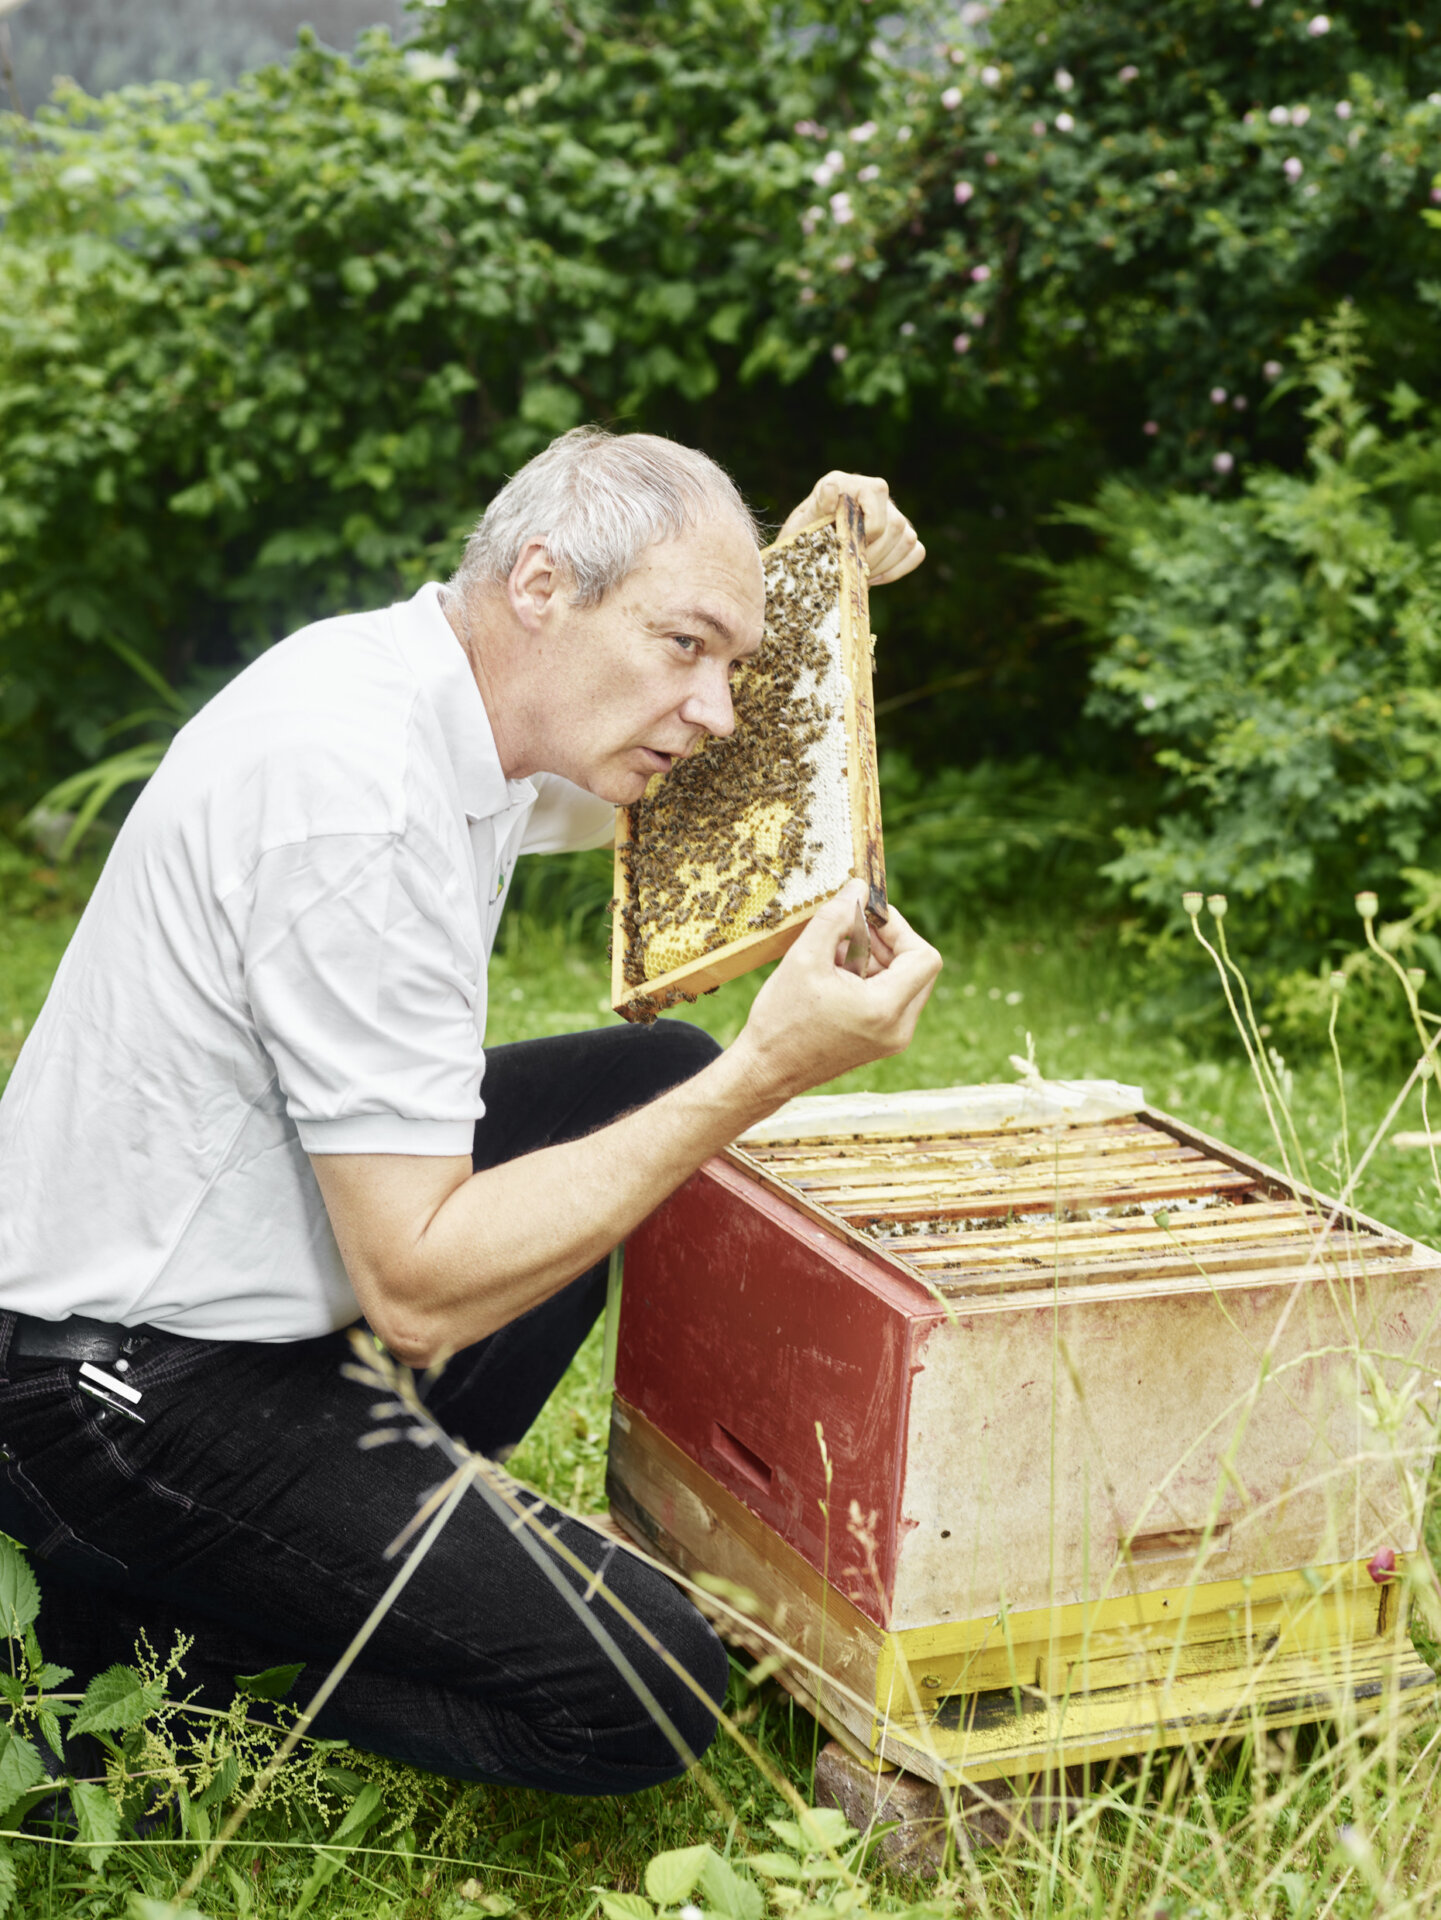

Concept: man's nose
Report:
left=680, top=663, right=736, bottom=738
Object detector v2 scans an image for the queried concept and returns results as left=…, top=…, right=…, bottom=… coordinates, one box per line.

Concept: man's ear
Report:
left=508, top=539, right=565, bottom=633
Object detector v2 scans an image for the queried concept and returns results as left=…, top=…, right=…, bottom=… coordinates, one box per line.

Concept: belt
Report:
left=9, top=1312, right=158, bottom=1367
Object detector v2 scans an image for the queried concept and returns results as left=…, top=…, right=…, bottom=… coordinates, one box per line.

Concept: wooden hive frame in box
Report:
left=611, top=497, right=885, bottom=1021
left=606, top=1090, right=1441, bottom=1786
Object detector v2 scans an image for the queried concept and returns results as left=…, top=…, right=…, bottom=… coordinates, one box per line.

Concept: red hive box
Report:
left=607, top=1085, right=1441, bottom=1785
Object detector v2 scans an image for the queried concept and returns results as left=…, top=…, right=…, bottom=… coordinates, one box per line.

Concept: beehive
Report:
left=612, top=498, right=885, bottom=1022
left=607, top=1086, right=1441, bottom=1784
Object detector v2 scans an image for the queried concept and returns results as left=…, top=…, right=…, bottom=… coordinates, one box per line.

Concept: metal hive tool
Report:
left=611, top=497, right=886, bottom=1022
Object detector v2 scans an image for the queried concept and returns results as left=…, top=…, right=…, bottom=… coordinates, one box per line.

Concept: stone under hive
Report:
left=611, top=498, right=885, bottom=1022
left=607, top=1083, right=1441, bottom=1784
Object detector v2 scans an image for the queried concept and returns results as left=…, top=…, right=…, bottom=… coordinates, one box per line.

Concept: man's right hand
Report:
left=731, top=881, right=942, bottom=1110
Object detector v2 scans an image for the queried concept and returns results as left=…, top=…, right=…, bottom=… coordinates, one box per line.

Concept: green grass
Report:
left=5, top=888, right=1441, bottom=1917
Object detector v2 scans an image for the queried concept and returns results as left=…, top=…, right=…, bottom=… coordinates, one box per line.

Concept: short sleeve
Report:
left=520, top=773, right=617, bottom=854
left=239, top=833, right=485, bottom=1156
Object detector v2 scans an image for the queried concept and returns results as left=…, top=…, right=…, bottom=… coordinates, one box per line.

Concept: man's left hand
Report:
left=778, top=472, right=924, bottom=586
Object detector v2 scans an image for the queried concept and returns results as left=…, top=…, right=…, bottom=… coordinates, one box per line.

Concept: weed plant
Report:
left=3, top=892, right=1441, bottom=1915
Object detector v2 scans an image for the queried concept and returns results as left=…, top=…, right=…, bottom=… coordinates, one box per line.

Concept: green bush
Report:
left=1041, top=306, right=1441, bottom=948
left=2, top=0, right=1440, bottom=826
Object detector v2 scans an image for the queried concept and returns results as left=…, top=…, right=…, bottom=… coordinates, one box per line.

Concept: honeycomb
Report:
left=619, top=522, right=858, bottom=989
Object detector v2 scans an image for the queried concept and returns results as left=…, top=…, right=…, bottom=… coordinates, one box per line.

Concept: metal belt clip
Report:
left=78, top=1362, right=145, bottom=1424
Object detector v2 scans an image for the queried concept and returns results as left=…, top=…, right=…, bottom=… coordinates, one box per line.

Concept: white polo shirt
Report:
left=0, top=583, right=616, bottom=1341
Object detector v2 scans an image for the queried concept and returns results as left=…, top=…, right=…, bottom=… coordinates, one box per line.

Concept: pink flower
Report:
left=793, top=119, right=825, bottom=138
left=812, top=163, right=836, bottom=186
left=1263, top=359, right=1282, bottom=380
left=1433, top=186, right=1441, bottom=204
left=953, top=332, right=972, bottom=354
left=941, top=86, right=963, bottom=109
left=900, top=320, right=916, bottom=336
left=1268, top=105, right=1290, bottom=126
left=1335, top=100, right=1352, bottom=119
left=1142, top=420, right=1159, bottom=435
left=1055, top=111, right=1075, bottom=132
left=829, top=191, right=853, bottom=223
left=980, top=64, right=1001, bottom=86
left=1213, top=451, right=1235, bottom=475
left=1307, top=13, right=1331, bottom=34
left=1290, top=104, right=1310, bottom=125
left=1367, top=1548, right=1398, bottom=1584
left=800, top=213, right=819, bottom=235
left=1032, top=119, right=1048, bottom=136
left=850, top=121, right=877, bottom=142
left=1210, top=386, right=1228, bottom=404
left=831, top=343, right=849, bottom=364
left=1284, top=156, right=1304, bottom=181
left=984, top=150, right=999, bottom=166
left=1054, top=68, right=1075, bottom=92
left=799, top=285, right=816, bottom=302
left=970, top=263, right=992, bottom=281
left=1119, top=65, right=1139, bottom=83
left=857, top=164, right=880, bottom=182
left=954, top=179, right=975, bottom=204
left=834, top=253, right=853, bottom=272
left=1233, top=394, right=1248, bottom=410
left=825, top=149, right=844, bottom=168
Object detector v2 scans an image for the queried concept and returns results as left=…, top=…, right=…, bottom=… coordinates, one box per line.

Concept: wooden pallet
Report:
left=611, top=497, right=885, bottom=1021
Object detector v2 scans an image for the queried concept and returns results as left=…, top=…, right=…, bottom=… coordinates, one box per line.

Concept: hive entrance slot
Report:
left=1124, top=1524, right=1231, bottom=1564
left=712, top=1422, right=774, bottom=1491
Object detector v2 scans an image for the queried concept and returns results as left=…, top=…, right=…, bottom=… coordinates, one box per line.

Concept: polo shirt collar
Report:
left=401, top=582, right=537, bottom=824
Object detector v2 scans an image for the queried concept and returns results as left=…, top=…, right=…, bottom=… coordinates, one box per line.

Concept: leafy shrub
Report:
left=3, top=2, right=1441, bottom=807
left=1042, top=307, right=1441, bottom=948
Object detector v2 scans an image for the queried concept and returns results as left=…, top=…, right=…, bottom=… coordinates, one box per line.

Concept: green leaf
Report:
left=69, top=1665, right=162, bottom=1737
left=234, top=1662, right=305, bottom=1702
left=0, top=1841, right=15, bottom=1920
left=0, top=1727, right=46, bottom=1821
left=0, top=1538, right=39, bottom=1640
left=71, top=1779, right=121, bottom=1872
left=644, top=1843, right=711, bottom=1904
left=291, top=1782, right=385, bottom=1916
left=766, top=1805, right=854, bottom=1852
left=595, top=1895, right=654, bottom=1920
left=699, top=1850, right=764, bottom=1920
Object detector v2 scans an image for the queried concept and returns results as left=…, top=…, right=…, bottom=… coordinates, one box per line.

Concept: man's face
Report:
left=534, top=518, right=767, bottom=805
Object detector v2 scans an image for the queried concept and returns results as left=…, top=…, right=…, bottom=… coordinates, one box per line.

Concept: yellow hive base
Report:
left=608, top=1404, right=1436, bottom=1787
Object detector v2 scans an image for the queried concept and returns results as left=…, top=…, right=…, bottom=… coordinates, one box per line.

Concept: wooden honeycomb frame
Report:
left=611, top=496, right=886, bottom=1021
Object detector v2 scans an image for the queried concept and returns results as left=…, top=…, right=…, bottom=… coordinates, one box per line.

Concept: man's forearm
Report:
left=313, top=1038, right=777, bottom=1367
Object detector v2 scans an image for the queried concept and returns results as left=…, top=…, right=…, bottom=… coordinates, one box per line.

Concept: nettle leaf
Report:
left=234, top=1662, right=305, bottom=1702
left=594, top=1895, right=653, bottom=1920
left=0, top=1727, right=46, bottom=1821
left=0, top=1840, right=15, bottom=1920
left=698, top=1850, right=764, bottom=1920
left=69, top=1665, right=163, bottom=1738
left=644, top=1843, right=710, bottom=1904
left=71, top=1779, right=121, bottom=1871
left=0, top=1539, right=39, bottom=1641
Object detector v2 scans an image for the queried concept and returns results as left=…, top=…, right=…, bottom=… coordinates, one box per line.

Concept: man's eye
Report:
left=673, top=634, right=702, bottom=655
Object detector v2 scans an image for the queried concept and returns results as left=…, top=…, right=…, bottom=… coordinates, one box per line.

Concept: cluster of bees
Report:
left=620, top=525, right=849, bottom=988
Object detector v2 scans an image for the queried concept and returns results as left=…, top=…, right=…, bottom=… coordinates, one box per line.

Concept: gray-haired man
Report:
left=0, top=429, right=938, bottom=1794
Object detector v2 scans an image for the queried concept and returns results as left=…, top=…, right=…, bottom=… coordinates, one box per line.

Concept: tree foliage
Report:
left=1, top=0, right=1439, bottom=878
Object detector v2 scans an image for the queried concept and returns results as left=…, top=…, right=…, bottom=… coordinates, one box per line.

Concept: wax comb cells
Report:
left=613, top=500, right=886, bottom=1021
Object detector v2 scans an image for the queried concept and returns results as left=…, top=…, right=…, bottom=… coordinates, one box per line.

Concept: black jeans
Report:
left=0, top=1021, right=728, bottom=1796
